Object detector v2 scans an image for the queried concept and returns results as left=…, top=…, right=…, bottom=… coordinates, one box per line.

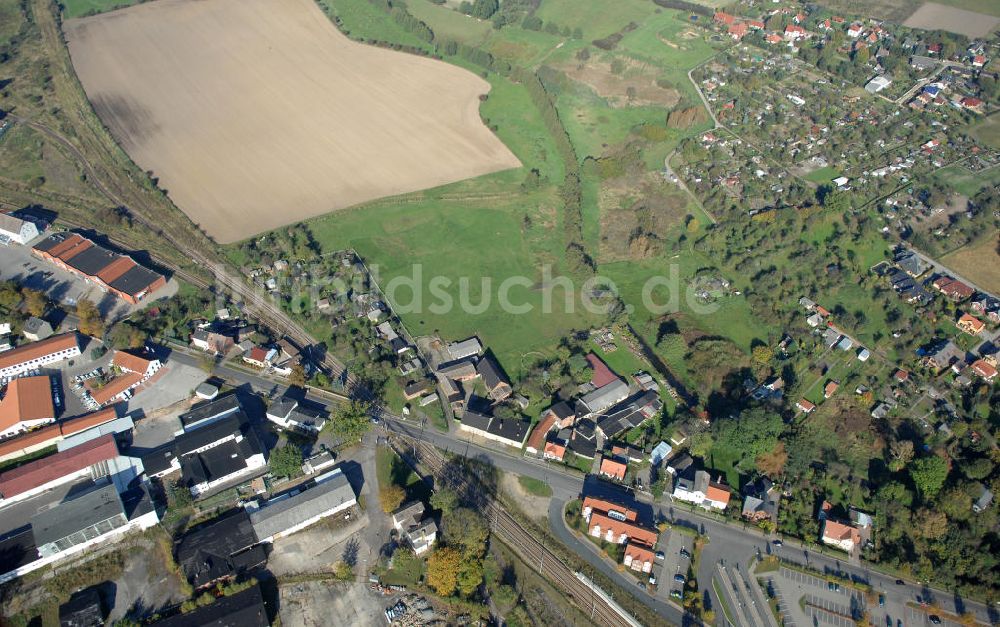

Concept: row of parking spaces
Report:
left=761, top=576, right=796, bottom=627
left=907, top=605, right=958, bottom=627
left=655, top=529, right=693, bottom=602
left=805, top=603, right=856, bottom=627
left=805, top=594, right=857, bottom=619
left=780, top=567, right=854, bottom=598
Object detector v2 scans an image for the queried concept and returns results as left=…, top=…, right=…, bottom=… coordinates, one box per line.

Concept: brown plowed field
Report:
left=64, top=0, right=521, bottom=242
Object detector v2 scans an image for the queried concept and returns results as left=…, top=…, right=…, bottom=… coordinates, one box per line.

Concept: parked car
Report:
left=674, top=574, right=686, bottom=584
left=772, top=539, right=783, bottom=547
left=929, top=616, right=941, bottom=625
left=895, top=579, right=905, bottom=585
left=886, top=615, right=892, bottom=627
left=679, top=548, right=691, bottom=558
left=637, top=582, right=646, bottom=590
left=655, top=551, right=665, bottom=561
left=649, top=575, right=656, bottom=586
left=879, top=594, right=885, bottom=607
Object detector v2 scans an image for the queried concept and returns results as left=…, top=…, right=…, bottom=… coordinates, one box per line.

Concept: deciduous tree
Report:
left=426, top=547, right=461, bottom=596
left=380, top=484, right=405, bottom=513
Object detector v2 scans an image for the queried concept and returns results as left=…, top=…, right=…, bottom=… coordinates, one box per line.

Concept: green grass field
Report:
left=534, top=0, right=655, bottom=41
left=60, top=0, right=136, bottom=18
left=406, top=0, right=493, bottom=44
left=803, top=166, right=842, bottom=184
left=968, top=115, right=1000, bottom=150
left=517, top=475, right=553, bottom=497
left=933, top=163, right=1000, bottom=197
left=319, top=0, right=434, bottom=51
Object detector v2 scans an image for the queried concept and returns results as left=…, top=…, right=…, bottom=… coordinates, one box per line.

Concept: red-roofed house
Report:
left=0, top=406, right=120, bottom=464
left=0, top=333, right=80, bottom=379
left=525, top=412, right=556, bottom=455
left=706, top=482, right=731, bottom=510
left=971, top=359, right=997, bottom=383
left=714, top=11, right=736, bottom=25
left=765, top=33, right=783, bottom=44
left=796, top=399, right=816, bottom=414
left=0, top=376, right=55, bottom=439
left=824, top=380, right=839, bottom=399
left=588, top=512, right=658, bottom=546
left=599, top=455, right=627, bottom=481
left=960, top=97, right=984, bottom=113
left=623, top=542, right=655, bottom=573
left=747, top=19, right=764, bottom=30
left=582, top=497, right=637, bottom=522
left=543, top=441, right=566, bottom=461
left=933, top=277, right=974, bottom=301
left=784, top=24, right=808, bottom=40
left=586, top=353, right=620, bottom=388
left=821, top=519, right=861, bottom=552
left=847, top=23, right=863, bottom=38
left=728, top=22, right=749, bottom=40
left=242, top=346, right=270, bottom=368
left=957, top=313, right=985, bottom=336
left=85, top=372, right=143, bottom=406
left=971, top=55, right=986, bottom=68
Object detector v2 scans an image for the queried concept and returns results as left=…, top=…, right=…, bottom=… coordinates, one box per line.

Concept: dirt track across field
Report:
left=902, top=2, right=1000, bottom=38
left=64, top=0, right=520, bottom=243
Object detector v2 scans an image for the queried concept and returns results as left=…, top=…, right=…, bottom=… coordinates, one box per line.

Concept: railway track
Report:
left=394, top=436, right=643, bottom=627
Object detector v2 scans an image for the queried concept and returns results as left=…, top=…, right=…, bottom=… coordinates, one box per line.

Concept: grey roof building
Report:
left=179, top=394, right=242, bottom=433
left=577, top=379, right=629, bottom=416
left=32, top=484, right=128, bottom=558
left=176, top=509, right=265, bottom=588
left=152, top=583, right=269, bottom=627
left=58, top=586, right=105, bottom=627
left=447, top=337, right=483, bottom=361
left=973, top=485, right=993, bottom=513
left=249, top=468, right=357, bottom=541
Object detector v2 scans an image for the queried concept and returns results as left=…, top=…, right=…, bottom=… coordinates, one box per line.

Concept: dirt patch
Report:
left=941, top=231, right=1000, bottom=294
left=500, top=474, right=550, bottom=524
left=560, top=57, right=680, bottom=109
left=598, top=173, right=688, bottom=262
left=64, top=0, right=520, bottom=243
left=279, top=581, right=388, bottom=627
left=902, top=2, right=1000, bottom=38
left=912, top=193, right=969, bottom=231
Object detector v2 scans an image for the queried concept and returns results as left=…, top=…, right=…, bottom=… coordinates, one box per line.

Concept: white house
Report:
left=820, top=519, right=860, bottom=552
left=0, top=213, right=39, bottom=245
left=0, top=333, right=80, bottom=379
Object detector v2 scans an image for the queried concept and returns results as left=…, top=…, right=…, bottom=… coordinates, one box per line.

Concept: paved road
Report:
left=186, top=352, right=998, bottom=627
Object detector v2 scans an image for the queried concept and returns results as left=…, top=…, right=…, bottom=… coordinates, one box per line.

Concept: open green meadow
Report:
left=933, top=163, right=1000, bottom=197
left=60, top=0, right=136, bottom=19
left=969, top=115, right=1000, bottom=150
left=803, top=166, right=842, bottom=184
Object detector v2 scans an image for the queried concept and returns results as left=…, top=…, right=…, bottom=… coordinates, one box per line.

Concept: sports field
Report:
left=64, top=0, right=520, bottom=243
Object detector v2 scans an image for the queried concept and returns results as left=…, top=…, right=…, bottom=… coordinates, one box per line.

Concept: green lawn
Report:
left=319, top=0, right=434, bottom=51
left=803, top=166, right=842, bottom=184
left=0, top=0, right=24, bottom=45
left=932, top=163, right=1000, bottom=197
left=533, top=0, right=655, bottom=41
left=60, top=0, right=136, bottom=18
left=406, top=0, right=493, bottom=45
left=517, top=475, right=553, bottom=497
left=968, top=115, right=1000, bottom=150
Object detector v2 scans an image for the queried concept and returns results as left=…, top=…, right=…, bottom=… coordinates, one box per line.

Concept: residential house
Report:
left=457, top=409, right=530, bottom=448
left=588, top=511, right=658, bottom=546
left=175, top=509, right=266, bottom=588
left=21, top=318, right=53, bottom=342
left=85, top=350, right=162, bottom=407
left=673, top=469, right=730, bottom=510
left=392, top=501, right=437, bottom=555
left=824, top=380, right=839, bottom=399
left=566, top=420, right=598, bottom=459
left=970, top=359, right=997, bottom=383
left=543, top=441, right=566, bottom=461
left=665, top=453, right=693, bottom=477
left=796, top=399, right=816, bottom=414
left=742, top=478, right=780, bottom=522
left=437, top=359, right=478, bottom=382
left=865, top=76, right=892, bottom=93
left=247, top=467, right=356, bottom=541
left=525, top=412, right=556, bottom=456
left=190, top=328, right=234, bottom=356
left=542, top=401, right=576, bottom=429
left=650, top=441, right=672, bottom=466
left=784, top=24, right=808, bottom=41
left=922, top=341, right=965, bottom=373
left=820, top=518, right=860, bottom=552
left=0, top=406, right=119, bottom=463
left=956, top=313, right=985, bottom=336
left=933, top=277, right=974, bottom=301
left=972, top=485, right=993, bottom=513
left=577, top=379, right=630, bottom=417
left=599, top=455, right=627, bottom=481
left=265, top=395, right=327, bottom=434
left=0, top=376, right=55, bottom=440
left=609, top=443, right=643, bottom=464
left=242, top=346, right=271, bottom=368
left=403, top=379, right=432, bottom=401
left=477, top=355, right=512, bottom=401
left=623, top=542, right=655, bottom=573
left=0, top=333, right=80, bottom=379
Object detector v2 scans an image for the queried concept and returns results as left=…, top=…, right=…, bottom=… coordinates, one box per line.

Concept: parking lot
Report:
left=654, top=527, right=693, bottom=602
left=766, top=567, right=867, bottom=627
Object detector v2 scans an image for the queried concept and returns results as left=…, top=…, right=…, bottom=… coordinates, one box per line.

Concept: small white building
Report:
left=0, top=213, right=39, bottom=245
